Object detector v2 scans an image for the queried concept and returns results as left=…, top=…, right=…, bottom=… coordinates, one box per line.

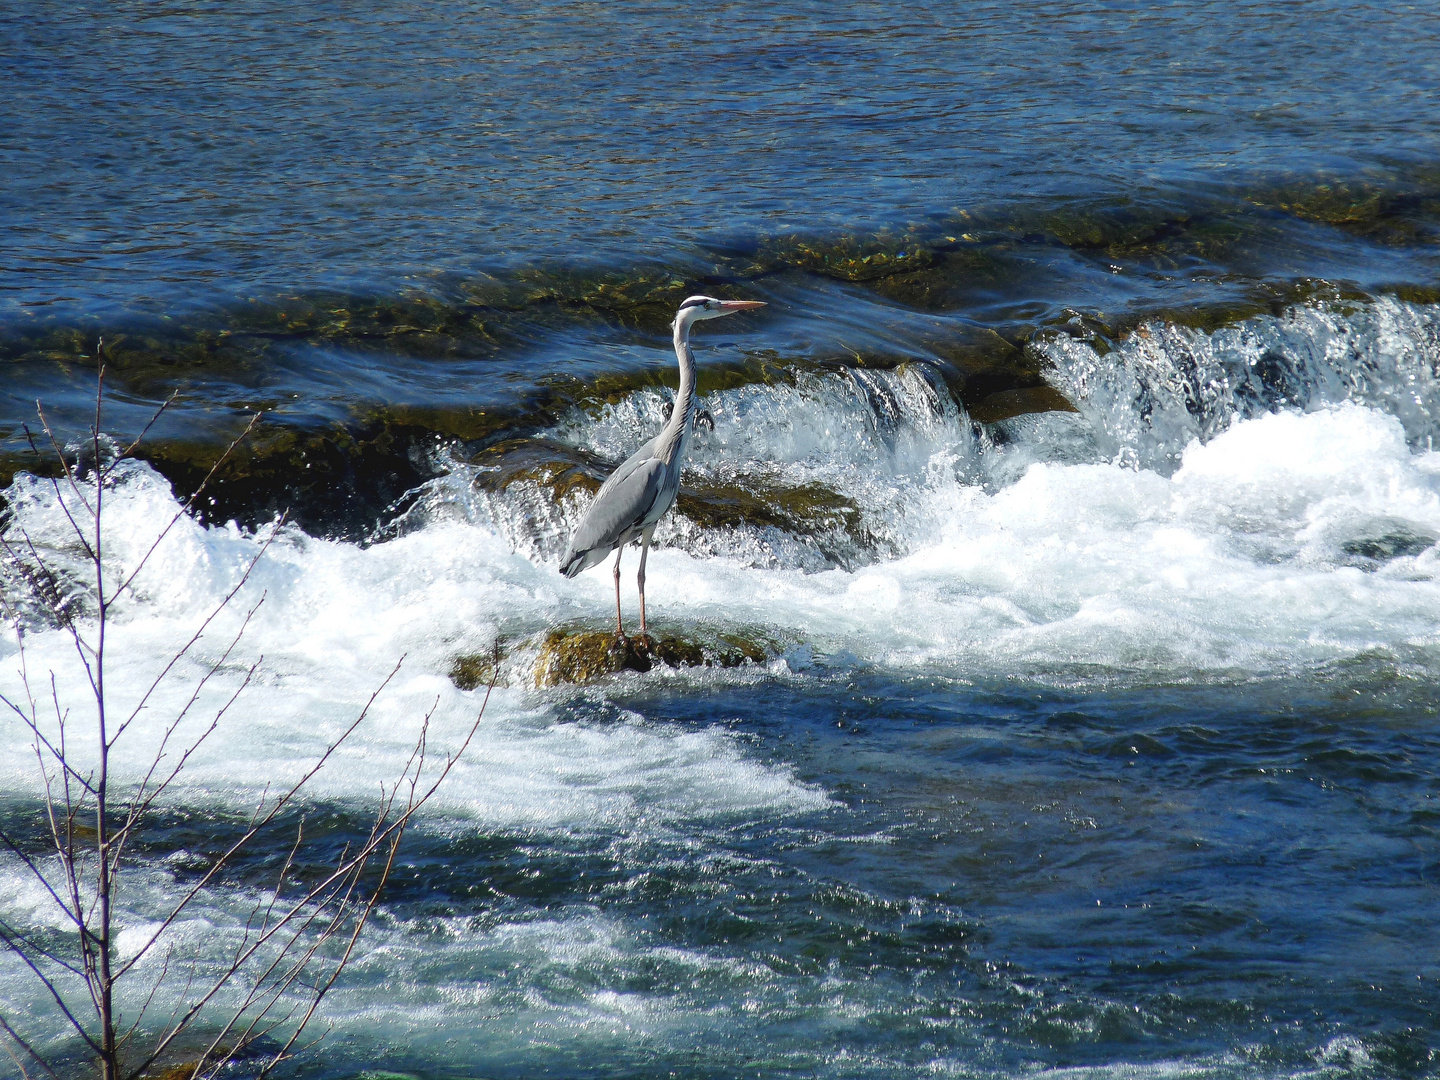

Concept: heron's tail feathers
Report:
left=559, top=544, right=607, bottom=579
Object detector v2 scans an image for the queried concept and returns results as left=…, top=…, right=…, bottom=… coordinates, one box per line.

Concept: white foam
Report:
left=508, top=299, right=1440, bottom=682
left=0, top=858, right=813, bottom=1062
left=5, top=295, right=1434, bottom=1070
left=1040, top=294, right=1440, bottom=473
left=5, top=307, right=1440, bottom=823
left=525, top=401, right=1438, bottom=682
left=0, top=851, right=286, bottom=1059
left=0, top=461, right=830, bottom=827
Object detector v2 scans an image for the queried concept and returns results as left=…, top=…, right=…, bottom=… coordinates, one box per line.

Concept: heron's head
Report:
left=675, top=295, right=766, bottom=327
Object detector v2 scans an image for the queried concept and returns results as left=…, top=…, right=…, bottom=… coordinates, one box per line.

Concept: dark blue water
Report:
left=5, top=0, right=1440, bottom=307
left=3, top=3, right=1440, bottom=1078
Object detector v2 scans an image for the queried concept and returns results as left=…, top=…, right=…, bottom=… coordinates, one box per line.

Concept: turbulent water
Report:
left=4, top=3, right=1440, bottom=1079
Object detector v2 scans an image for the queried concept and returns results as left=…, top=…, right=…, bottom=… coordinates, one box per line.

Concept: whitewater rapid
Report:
left=4, top=300, right=1440, bottom=806
left=3, top=295, right=1439, bottom=1076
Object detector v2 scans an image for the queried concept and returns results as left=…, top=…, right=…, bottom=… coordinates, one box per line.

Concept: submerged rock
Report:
left=1340, top=528, right=1437, bottom=570
left=531, top=626, right=773, bottom=687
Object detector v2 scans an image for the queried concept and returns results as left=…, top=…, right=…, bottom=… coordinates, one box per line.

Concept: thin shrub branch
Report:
left=0, top=365, right=492, bottom=1079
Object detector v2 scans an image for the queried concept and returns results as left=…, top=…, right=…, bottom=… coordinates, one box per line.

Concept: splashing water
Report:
left=3, top=297, right=1440, bottom=1078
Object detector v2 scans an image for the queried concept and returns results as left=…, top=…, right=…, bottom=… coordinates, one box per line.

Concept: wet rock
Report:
left=1244, top=176, right=1440, bottom=244
left=967, top=385, right=1079, bottom=424
left=468, top=437, right=876, bottom=567
left=469, top=437, right=607, bottom=504
left=1340, top=529, right=1437, bottom=569
left=18, top=181, right=1437, bottom=542
left=143, top=1064, right=200, bottom=1080
left=748, top=232, right=938, bottom=282
left=449, top=652, right=500, bottom=691
left=677, top=479, right=867, bottom=546
left=532, top=626, right=774, bottom=687
left=535, top=630, right=648, bottom=686
left=138, top=420, right=439, bottom=540
left=0, top=450, right=63, bottom=495
left=713, top=633, right=769, bottom=667
left=648, top=635, right=706, bottom=669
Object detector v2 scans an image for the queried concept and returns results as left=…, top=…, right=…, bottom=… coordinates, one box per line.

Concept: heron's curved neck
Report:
left=658, top=317, right=698, bottom=462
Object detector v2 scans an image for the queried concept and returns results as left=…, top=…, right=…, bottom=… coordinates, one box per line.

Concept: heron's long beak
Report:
left=717, top=299, right=766, bottom=314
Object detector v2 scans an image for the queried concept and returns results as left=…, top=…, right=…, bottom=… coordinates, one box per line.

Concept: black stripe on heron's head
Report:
left=678, top=297, right=709, bottom=309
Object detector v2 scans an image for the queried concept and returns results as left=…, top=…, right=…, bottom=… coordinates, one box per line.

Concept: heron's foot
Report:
left=606, top=631, right=654, bottom=676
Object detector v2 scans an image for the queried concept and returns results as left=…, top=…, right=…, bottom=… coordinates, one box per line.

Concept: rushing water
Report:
left=3, top=3, right=1440, bottom=1079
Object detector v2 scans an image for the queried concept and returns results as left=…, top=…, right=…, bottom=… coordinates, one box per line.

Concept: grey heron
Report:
left=559, top=295, right=766, bottom=635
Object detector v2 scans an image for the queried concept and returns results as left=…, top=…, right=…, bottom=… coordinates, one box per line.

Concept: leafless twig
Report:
left=0, top=360, right=492, bottom=1080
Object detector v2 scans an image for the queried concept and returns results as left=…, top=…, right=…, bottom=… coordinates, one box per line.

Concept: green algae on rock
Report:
left=9, top=174, right=1440, bottom=543
left=744, top=232, right=940, bottom=283
left=531, top=626, right=775, bottom=688
left=448, top=652, right=500, bottom=692
left=465, top=434, right=879, bottom=568
left=967, top=385, right=1080, bottom=424
left=676, top=478, right=866, bottom=542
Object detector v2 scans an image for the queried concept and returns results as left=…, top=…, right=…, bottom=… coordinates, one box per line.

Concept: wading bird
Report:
left=560, top=295, right=766, bottom=635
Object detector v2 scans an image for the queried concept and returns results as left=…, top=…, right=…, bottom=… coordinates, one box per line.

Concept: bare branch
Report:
left=0, top=833, right=85, bottom=936
left=0, top=921, right=101, bottom=1052
left=0, top=1028, right=33, bottom=1080
left=0, top=1014, right=63, bottom=1080
left=130, top=658, right=501, bottom=1080
left=34, top=402, right=95, bottom=527
left=112, top=413, right=264, bottom=604
left=5, top=527, right=104, bottom=718
left=43, top=474, right=99, bottom=570
left=2, top=363, right=496, bottom=1080
left=108, top=391, right=180, bottom=478
left=113, top=661, right=257, bottom=869
left=118, top=602, right=264, bottom=835
left=114, top=541, right=276, bottom=747
left=0, top=689, right=99, bottom=799
left=262, top=817, right=307, bottom=938
left=0, top=529, right=82, bottom=637
left=112, top=658, right=406, bottom=982
left=259, top=790, right=410, bottom=1077
left=0, top=913, right=88, bottom=979
left=118, top=944, right=171, bottom=1050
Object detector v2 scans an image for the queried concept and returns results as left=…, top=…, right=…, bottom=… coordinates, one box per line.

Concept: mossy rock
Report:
left=533, top=626, right=774, bottom=687
left=1243, top=178, right=1440, bottom=244
left=748, top=232, right=938, bottom=282
left=676, top=477, right=866, bottom=541
left=714, top=633, right=768, bottom=667
left=449, top=652, right=500, bottom=691
left=468, top=437, right=606, bottom=503
left=968, top=385, right=1079, bottom=424
left=143, top=1066, right=199, bottom=1080
left=468, top=438, right=875, bottom=562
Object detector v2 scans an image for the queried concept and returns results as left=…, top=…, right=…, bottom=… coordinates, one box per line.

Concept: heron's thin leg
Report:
left=613, top=546, right=624, bottom=636
left=637, top=525, right=656, bottom=636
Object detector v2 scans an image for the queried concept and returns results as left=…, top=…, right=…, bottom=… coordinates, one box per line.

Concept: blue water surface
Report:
left=2, top=4, right=1440, bottom=1078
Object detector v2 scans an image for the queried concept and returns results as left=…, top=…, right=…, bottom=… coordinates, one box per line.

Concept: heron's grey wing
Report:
left=559, top=450, right=667, bottom=577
